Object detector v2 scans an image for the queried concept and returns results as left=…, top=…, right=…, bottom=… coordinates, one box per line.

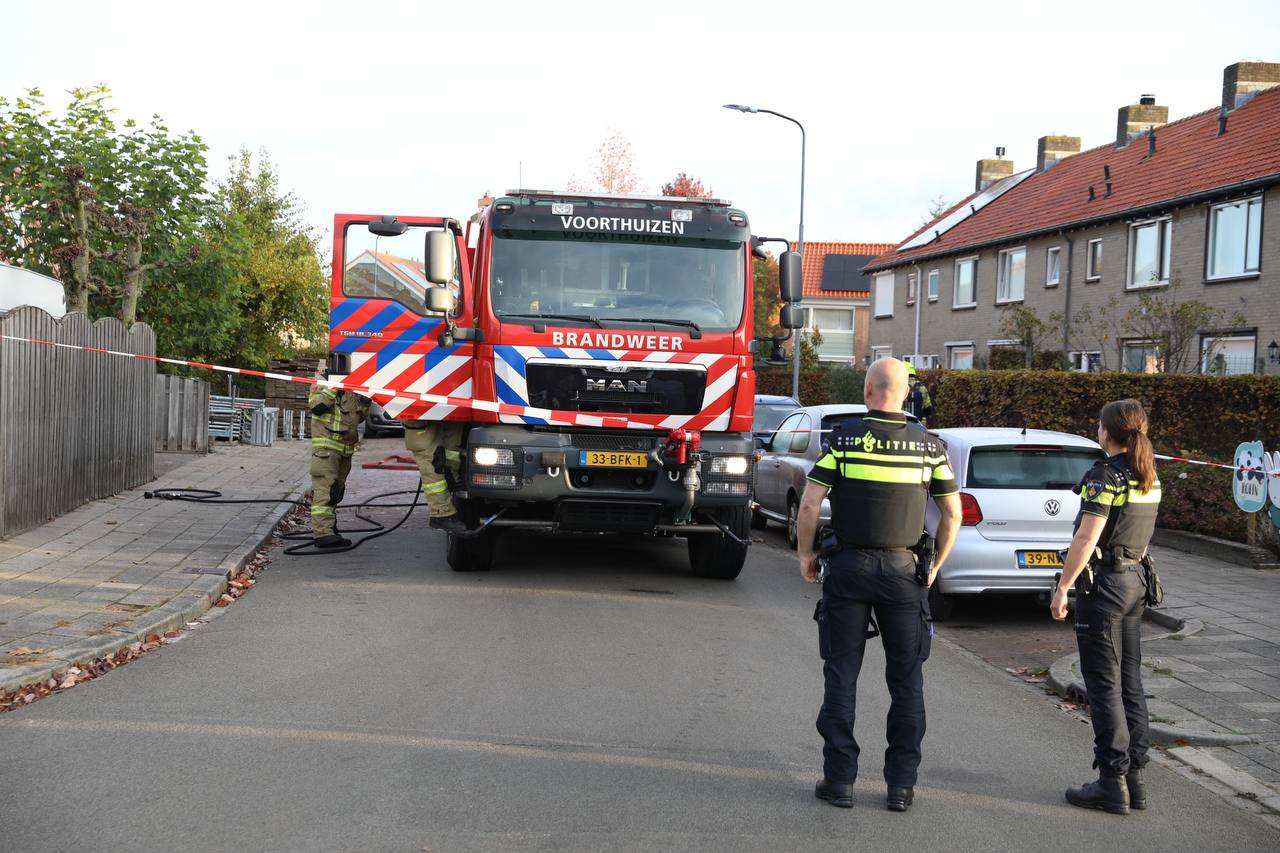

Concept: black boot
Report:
left=429, top=514, right=469, bottom=535
left=1066, top=775, right=1129, bottom=815
left=1126, top=768, right=1146, bottom=810
left=814, top=779, right=852, bottom=809
left=313, top=533, right=351, bottom=549
left=886, top=786, right=914, bottom=812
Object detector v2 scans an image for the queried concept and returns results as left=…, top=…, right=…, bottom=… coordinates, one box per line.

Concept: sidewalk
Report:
left=0, top=443, right=310, bottom=695
left=1049, top=541, right=1280, bottom=811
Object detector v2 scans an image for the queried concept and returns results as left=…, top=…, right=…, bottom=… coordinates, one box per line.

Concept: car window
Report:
left=966, top=446, right=1104, bottom=489
left=789, top=414, right=811, bottom=454
left=772, top=412, right=803, bottom=452
left=754, top=403, right=798, bottom=434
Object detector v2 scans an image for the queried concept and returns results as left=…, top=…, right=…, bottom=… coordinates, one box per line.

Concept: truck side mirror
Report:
left=425, top=230, right=455, bottom=285
left=750, top=236, right=768, bottom=260
left=779, top=303, right=804, bottom=329
left=427, top=287, right=456, bottom=315
left=779, top=250, right=803, bottom=302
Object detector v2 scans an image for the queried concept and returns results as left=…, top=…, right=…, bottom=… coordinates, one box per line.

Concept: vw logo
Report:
left=1044, top=499, right=1061, bottom=517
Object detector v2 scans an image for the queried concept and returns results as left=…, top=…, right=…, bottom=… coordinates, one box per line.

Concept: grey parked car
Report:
left=752, top=404, right=875, bottom=548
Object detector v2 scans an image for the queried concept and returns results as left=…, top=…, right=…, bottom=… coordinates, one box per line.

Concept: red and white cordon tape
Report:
left=3, top=332, right=1276, bottom=474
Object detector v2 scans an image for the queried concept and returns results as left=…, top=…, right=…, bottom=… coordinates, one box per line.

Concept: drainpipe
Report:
left=911, top=263, right=923, bottom=364
left=1059, top=228, right=1074, bottom=363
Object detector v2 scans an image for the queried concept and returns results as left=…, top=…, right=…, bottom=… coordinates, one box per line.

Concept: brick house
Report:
left=791, top=241, right=894, bottom=365
left=865, top=62, right=1280, bottom=376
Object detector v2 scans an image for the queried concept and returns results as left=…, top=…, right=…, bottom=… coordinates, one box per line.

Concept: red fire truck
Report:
left=329, top=191, right=802, bottom=577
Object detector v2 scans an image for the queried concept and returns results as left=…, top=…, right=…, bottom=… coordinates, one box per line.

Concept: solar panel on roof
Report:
left=897, top=169, right=1034, bottom=252
left=819, top=254, right=876, bottom=292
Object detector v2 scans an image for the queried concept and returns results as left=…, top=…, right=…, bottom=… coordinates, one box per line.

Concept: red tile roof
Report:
left=788, top=241, right=895, bottom=298
left=867, top=86, right=1280, bottom=270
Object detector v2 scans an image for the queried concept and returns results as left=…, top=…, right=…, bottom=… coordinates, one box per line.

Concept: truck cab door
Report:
left=330, top=214, right=476, bottom=422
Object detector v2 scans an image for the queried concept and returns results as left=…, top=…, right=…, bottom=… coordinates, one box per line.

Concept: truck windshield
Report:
left=490, top=232, right=745, bottom=333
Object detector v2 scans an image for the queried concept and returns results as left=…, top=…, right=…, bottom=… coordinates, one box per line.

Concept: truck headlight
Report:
left=710, top=455, right=750, bottom=476
left=472, top=446, right=515, bottom=467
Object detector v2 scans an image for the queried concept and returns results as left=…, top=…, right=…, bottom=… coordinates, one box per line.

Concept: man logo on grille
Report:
left=1045, top=499, right=1061, bottom=517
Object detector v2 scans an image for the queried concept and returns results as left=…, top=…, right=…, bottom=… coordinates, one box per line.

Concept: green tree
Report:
left=752, top=250, right=782, bottom=338
left=798, top=327, right=823, bottom=371
left=0, top=86, right=207, bottom=320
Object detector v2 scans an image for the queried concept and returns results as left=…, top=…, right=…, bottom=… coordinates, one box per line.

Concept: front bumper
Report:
left=936, top=528, right=1070, bottom=595
left=463, top=425, right=754, bottom=529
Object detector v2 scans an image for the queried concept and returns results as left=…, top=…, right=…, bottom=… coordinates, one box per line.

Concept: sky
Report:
left=3, top=0, right=1279, bottom=251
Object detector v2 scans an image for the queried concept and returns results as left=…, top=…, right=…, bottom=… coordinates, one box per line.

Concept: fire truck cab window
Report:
left=342, top=223, right=457, bottom=315
left=490, top=232, right=745, bottom=332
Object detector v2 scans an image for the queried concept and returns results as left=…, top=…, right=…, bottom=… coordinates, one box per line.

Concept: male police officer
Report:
left=904, top=362, right=933, bottom=425
left=796, top=357, right=961, bottom=812
left=308, top=384, right=369, bottom=548
left=402, top=420, right=468, bottom=534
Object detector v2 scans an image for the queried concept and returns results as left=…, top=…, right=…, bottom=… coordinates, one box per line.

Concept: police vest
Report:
left=1075, top=454, right=1161, bottom=560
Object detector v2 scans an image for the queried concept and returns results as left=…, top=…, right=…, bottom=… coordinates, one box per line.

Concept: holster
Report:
left=910, top=533, right=936, bottom=587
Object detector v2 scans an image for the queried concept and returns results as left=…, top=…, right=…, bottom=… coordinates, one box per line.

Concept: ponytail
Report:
left=1100, top=399, right=1156, bottom=493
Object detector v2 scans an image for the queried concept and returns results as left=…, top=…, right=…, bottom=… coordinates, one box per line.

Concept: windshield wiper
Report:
left=501, top=312, right=603, bottom=328
left=605, top=317, right=702, bottom=338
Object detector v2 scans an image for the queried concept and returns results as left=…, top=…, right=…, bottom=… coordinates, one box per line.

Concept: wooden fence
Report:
left=0, top=307, right=156, bottom=539
left=154, top=375, right=209, bottom=452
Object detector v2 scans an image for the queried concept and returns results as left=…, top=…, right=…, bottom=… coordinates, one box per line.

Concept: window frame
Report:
left=1206, top=195, right=1264, bottom=281
left=953, top=256, right=978, bottom=309
left=870, top=345, right=893, bottom=361
left=1122, top=338, right=1161, bottom=374
left=1067, top=350, right=1102, bottom=373
left=1086, top=239, right=1102, bottom=282
left=906, top=271, right=918, bottom=306
left=1199, top=333, right=1257, bottom=375
left=946, top=341, right=975, bottom=370
left=789, top=413, right=813, bottom=454
left=873, top=271, right=895, bottom=318
left=771, top=411, right=804, bottom=453
left=1046, top=247, right=1061, bottom=288
left=927, top=268, right=940, bottom=302
left=1126, top=216, right=1173, bottom=290
left=996, top=246, right=1027, bottom=304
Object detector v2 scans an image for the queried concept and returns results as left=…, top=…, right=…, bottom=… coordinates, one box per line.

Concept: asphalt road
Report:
left=2, top=470, right=1277, bottom=851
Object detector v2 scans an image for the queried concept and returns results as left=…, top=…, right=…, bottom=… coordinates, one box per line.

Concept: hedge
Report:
left=755, top=365, right=868, bottom=407
left=921, top=369, right=1280, bottom=544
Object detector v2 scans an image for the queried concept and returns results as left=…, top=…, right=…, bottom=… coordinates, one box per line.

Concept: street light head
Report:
left=722, top=103, right=757, bottom=113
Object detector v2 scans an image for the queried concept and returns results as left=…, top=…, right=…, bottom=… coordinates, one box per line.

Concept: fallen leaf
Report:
left=163, top=630, right=179, bottom=639
left=145, top=633, right=160, bottom=644
left=8, top=647, right=47, bottom=656
left=58, top=675, right=77, bottom=689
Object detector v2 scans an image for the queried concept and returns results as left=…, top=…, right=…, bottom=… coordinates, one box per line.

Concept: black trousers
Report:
left=1075, top=567, right=1150, bottom=776
left=815, top=548, right=931, bottom=787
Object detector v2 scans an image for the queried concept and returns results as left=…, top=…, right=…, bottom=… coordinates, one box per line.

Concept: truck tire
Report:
left=447, top=529, right=494, bottom=572
left=688, top=506, right=749, bottom=580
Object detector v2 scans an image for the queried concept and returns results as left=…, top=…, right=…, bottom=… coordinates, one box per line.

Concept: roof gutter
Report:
left=866, top=171, right=1280, bottom=272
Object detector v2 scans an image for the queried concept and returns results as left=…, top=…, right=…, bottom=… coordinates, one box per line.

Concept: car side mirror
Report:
left=425, top=230, right=454, bottom=285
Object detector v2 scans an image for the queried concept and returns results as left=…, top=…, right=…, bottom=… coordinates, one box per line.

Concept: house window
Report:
left=997, top=247, right=1026, bottom=303
left=1068, top=350, right=1102, bottom=372
left=810, top=306, right=855, bottom=362
left=873, top=272, right=895, bottom=318
left=1201, top=335, right=1256, bottom=375
left=1208, top=196, right=1263, bottom=279
left=947, top=343, right=975, bottom=369
left=871, top=345, right=893, bottom=361
left=1086, top=239, right=1102, bottom=281
left=1128, top=217, right=1172, bottom=288
left=1122, top=340, right=1161, bottom=374
left=906, top=272, right=918, bottom=306
left=954, top=258, right=977, bottom=307
left=927, top=269, right=940, bottom=301
left=1046, top=247, right=1061, bottom=287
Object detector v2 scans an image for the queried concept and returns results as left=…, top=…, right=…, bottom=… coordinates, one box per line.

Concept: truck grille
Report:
left=572, top=433, right=657, bottom=452
left=555, top=500, right=662, bottom=531
left=526, top=363, right=704, bottom=415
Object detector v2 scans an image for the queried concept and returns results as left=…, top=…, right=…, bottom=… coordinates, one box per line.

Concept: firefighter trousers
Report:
left=403, top=420, right=463, bottom=518
left=310, top=446, right=353, bottom=538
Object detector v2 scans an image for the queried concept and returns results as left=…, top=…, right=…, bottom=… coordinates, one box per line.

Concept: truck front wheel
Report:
left=447, top=529, right=495, bottom=572
left=687, top=506, right=749, bottom=580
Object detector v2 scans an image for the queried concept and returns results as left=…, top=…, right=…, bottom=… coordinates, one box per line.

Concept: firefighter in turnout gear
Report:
left=402, top=420, right=468, bottom=534
left=904, top=362, right=933, bottom=425
left=308, top=385, right=369, bottom=549
left=796, top=358, right=962, bottom=813
left=1051, top=399, right=1162, bottom=815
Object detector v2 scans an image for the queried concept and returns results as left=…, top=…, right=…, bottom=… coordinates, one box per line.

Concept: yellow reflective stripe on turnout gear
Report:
left=311, top=505, right=336, bottom=516
left=422, top=480, right=449, bottom=495
left=444, top=450, right=463, bottom=462
left=311, top=436, right=350, bottom=452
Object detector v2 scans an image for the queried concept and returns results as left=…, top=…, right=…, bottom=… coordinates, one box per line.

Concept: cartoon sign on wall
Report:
left=1233, top=441, right=1268, bottom=513
left=1264, top=451, right=1280, bottom=530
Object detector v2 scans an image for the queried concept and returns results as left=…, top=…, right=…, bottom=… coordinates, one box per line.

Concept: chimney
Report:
left=975, top=147, right=1014, bottom=192
left=1116, top=94, right=1168, bottom=147
left=1222, top=61, right=1280, bottom=112
left=1036, top=135, right=1081, bottom=171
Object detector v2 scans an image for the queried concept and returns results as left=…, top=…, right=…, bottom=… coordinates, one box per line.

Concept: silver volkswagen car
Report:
left=924, top=428, right=1104, bottom=619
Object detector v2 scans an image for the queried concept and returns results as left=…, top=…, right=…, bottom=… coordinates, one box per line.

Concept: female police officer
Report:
left=1050, top=399, right=1162, bottom=815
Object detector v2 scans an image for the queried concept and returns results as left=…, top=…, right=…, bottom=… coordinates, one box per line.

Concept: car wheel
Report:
left=928, top=584, right=955, bottom=621
left=750, top=506, right=769, bottom=530
left=786, top=494, right=799, bottom=551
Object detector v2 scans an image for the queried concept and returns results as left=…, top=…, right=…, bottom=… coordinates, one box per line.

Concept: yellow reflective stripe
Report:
left=1080, top=508, right=1109, bottom=518
left=863, top=416, right=906, bottom=424
left=444, top=450, right=463, bottom=461
left=830, top=449, right=926, bottom=465
left=926, top=454, right=949, bottom=465
left=1091, top=491, right=1117, bottom=507
left=312, top=436, right=348, bottom=451
left=814, top=454, right=837, bottom=471
left=311, top=505, right=336, bottom=516
left=838, top=463, right=930, bottom=484
left=932, top=489, right=960, bottom=497
left=932, top=463, right=956, bottom=481
left=422, top=480, right=449, bottom=494
left=1127, top=486, right=1161, bottom=504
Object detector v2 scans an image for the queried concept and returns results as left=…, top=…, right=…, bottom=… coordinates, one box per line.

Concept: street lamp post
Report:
left=724, top=104, right=806, bottom=401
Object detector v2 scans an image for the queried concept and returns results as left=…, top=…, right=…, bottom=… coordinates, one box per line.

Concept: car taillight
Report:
left=960, top=492, right=983, bottom=526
